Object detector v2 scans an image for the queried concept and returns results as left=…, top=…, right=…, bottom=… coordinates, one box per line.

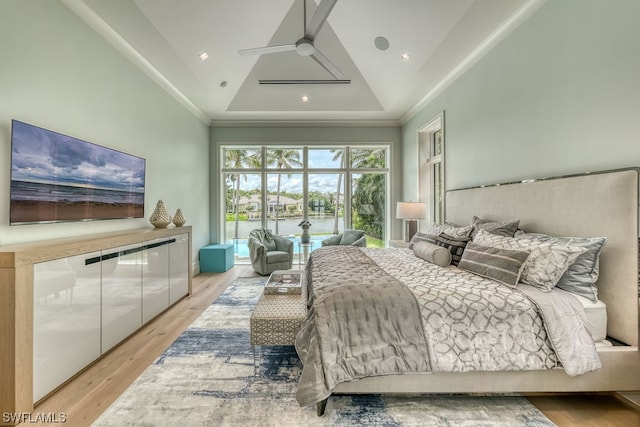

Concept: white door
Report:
left=101, top=243, right=142, bottom=353
left=169, top=233, right=190, bottom=305
left=142, top=237, right=170, bottom=323
left=33, top=251, right=101, bottom=401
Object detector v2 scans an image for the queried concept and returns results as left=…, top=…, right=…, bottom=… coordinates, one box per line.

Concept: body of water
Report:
left=224, top=215, right=344, bottom=242
left=10, top=180, right=144, bottom=205
left=227, top=236, right=326, bottom=259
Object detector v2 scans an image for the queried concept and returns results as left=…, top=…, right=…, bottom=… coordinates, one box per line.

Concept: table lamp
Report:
left=396, top=201, right=427, bottom=241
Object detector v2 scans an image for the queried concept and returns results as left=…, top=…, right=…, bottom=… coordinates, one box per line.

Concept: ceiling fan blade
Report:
left=305, top=0, right=337, bottom=40
left=238, top=43, right=296, bottom=57
left=310, top=47, right=345, bottom=79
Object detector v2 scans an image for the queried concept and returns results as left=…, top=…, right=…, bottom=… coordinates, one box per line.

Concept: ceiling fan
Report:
left=238, top=0, right=347, bottom=82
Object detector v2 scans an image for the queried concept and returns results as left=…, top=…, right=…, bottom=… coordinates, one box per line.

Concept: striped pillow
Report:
left=458, top=242, right=530, bottom=288
left=474, top=229, right=587, bottom=291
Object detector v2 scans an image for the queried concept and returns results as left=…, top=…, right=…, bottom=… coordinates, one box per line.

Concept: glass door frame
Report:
left=219, top=144, right=391, bottom=253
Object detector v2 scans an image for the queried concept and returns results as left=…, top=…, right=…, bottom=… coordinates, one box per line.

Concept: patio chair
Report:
left=321, top=229, right=366, bottom=247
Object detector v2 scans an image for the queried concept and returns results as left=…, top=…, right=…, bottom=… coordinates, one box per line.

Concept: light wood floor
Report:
left=26, top=265, right=640, bottom=427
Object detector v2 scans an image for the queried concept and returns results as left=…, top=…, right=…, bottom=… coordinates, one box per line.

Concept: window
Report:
left=418, top=113, right=444, bottom=225
left=220, top=145, right=390, bottom=261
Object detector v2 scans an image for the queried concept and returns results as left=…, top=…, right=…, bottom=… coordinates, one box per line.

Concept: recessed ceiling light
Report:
left=199, top=51, right=209, bottom=61
left=400, top=52, right=411, bottom=62
left=301, top=95, right=309, bottom=102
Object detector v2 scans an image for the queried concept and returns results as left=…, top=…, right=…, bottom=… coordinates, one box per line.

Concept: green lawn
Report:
left=366, top=236, right=384, bottom=248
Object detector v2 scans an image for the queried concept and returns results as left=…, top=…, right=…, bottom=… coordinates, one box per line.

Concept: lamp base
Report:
left=405, top=220, right=418, bottom=242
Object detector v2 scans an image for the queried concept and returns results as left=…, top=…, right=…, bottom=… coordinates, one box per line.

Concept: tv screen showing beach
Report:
left=10, top=120, right=146, bottom=225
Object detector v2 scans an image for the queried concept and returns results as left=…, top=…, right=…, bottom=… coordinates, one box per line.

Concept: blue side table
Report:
left=200, top=243, right=234, bottom=272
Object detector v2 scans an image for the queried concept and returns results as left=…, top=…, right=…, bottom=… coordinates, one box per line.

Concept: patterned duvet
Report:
left=295, top=246, right=601, bottom=407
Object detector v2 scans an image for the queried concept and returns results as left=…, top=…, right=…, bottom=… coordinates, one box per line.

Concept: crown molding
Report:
left=210, top=119, right=401, bottom=128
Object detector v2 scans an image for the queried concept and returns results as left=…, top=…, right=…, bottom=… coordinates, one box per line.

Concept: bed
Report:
left=294, top=168, right=640, bottom=416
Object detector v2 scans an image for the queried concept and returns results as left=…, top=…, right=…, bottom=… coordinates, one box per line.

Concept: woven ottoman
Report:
left=250, top=271, right=306, bottom=375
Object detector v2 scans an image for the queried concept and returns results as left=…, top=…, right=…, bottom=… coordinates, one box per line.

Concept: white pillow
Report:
left=427, top=223, right=472, bottom=239
left=473, top=229, right=587, bottom=291
left=514, top=232, right=606, bottom=303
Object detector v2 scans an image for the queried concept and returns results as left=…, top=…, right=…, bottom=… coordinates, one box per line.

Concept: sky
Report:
left=227, top=149, right=343, bottom=194
left=229, top=170, right=341, bottom=195
left=224, top=147, right=385, bottom=194
left=11, top=120, right=146, bottom=192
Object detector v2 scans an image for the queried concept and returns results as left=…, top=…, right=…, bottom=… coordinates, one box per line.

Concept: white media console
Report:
left=0, top=227, right=192, bottom=425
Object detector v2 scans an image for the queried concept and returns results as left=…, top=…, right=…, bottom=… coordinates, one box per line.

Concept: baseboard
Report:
left=615, top=392, right=640, bottom=411
left=193, top=260, right=200, bottom=276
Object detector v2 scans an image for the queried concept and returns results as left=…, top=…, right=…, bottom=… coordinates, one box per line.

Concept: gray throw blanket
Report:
left=295, top=247, right=431, bottom=407
left=248, top=228, right=274, bottom=264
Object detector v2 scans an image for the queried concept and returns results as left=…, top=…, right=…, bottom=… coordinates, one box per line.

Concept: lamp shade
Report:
left=396, top=202, right=427, bottom=220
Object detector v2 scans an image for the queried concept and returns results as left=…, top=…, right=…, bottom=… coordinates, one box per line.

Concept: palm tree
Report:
left=225, top=149, right=260, bottom=239
left=352, top=172, right=385, bottom=239
left=267, top=149, right=302, bottom=234
left=330, top=149, right=344, bottom=234
left=350, top=148, right=386, bottom=169
left=327, top=148, right=385, bottom=236
left=350, top=149, right=386, bottom=239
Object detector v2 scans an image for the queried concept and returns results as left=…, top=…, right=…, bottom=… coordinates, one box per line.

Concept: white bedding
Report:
left=297, top=246, right=604, bottom=406
left=373, top=247, right=608, bottom=343
left=535, top=287, right=608, bottom=343
left=566, top=290, right=608, bottom=343
left=360, top=247, right=601, bottom=375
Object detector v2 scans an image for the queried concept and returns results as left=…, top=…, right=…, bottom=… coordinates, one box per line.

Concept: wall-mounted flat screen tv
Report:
left=10, top=120, right=146, bottom=225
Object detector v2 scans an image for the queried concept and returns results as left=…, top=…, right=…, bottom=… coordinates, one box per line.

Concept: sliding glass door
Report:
left=308, top=172, right=345, bottom=235
left=265, top=172, right=303, bottom=235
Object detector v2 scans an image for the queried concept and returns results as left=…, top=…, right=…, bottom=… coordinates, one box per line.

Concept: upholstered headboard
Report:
left=445, top=168, right=639, bottom=346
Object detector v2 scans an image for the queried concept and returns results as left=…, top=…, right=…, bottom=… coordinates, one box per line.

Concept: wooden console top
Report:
left=0, top=226, right=192, bottom=268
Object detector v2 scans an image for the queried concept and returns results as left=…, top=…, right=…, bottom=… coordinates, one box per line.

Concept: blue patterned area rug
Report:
left=92, top=277, right=556, bottom=426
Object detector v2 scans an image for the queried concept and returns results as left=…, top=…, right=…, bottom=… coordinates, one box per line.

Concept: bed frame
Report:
left=320, top=168, right=640, bottom=415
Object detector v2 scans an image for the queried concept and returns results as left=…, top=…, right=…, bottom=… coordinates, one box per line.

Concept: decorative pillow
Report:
left=412, top=241, right=452, bottom=267
left=471, top=216, right=520, bottom=239
left=437, top=222, right=473, bottom=239
left=458, top=242, right=530, bottom=288
left=473, top=229, right=587, bottom=291
left=340, top=229, right=365, bottom=245
left=408, top=231, right=437, bottom=249
left=515, top=233, right=607, bottom=302
left=409, top=223, right=472, bottom=249
left=434, top=232, right=471, bottom=266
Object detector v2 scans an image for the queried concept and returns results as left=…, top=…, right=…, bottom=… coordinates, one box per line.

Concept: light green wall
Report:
left=6, top=0, right=632, bottom=250
left=0, top=1, right=210, bottom=253
left=402, top=0, right=640, bottom=200
left=209, top=125, right=402, bottom=242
